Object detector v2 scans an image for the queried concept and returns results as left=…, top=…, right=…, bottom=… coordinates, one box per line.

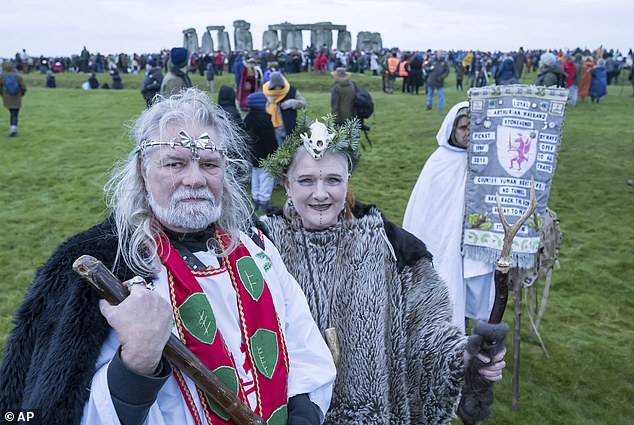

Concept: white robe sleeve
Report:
left=80, top=330, right=191, bottom=425
left=81, top=330, right=122, bottom=425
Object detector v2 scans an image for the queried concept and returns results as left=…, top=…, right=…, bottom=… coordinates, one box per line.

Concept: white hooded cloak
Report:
left=403, top=101, right=494, bottom=333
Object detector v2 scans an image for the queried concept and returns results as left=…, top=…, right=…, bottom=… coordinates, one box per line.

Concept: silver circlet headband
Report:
left=136, top=130, right=223, bottom=159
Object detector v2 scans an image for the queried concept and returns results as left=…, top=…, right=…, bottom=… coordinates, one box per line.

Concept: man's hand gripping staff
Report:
left=458, top=181, right=537, bottom=425
left=72, top=254, right=265, bottom=425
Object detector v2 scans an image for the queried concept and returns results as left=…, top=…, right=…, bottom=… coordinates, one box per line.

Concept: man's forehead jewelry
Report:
left=136, top=130, right=224, bottom=160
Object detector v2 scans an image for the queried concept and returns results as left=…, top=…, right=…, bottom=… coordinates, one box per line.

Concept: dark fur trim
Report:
left=0, top=217, right=134, bottom=424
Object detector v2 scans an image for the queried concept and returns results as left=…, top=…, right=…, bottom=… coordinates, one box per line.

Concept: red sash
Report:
left=158, top=228, right=289, bottom=424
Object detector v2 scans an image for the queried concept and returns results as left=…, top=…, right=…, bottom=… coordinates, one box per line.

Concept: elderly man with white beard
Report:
left=0, top=88, right=336, bottom=425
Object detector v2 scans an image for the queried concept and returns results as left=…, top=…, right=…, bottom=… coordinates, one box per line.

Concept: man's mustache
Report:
left=171, top=189, right=216, bottom=204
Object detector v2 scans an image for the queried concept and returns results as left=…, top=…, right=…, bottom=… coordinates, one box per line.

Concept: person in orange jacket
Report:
left=385, top=52, right=399, bottom=94
left=398, top=54, right=410, bottom=93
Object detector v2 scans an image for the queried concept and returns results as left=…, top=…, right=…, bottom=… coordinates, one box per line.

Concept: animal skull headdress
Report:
left=300, top=120, right=336, bottom=160
left=261, top=113, right=363, bottom=179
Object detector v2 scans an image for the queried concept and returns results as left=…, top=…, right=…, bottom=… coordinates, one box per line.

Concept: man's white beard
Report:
left=148, top=187, right=222, bottom=232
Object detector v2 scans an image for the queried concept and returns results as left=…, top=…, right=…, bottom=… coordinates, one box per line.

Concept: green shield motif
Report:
left=250, top=328, right=279, bottom=380
left=178, top=293, right=216, bottom=345
left=255, top=251, right=272, bottom=272
left=266, top=404, right=288, bottom=425
left=236, top=256, right=264, bottom=301
left=206, top=366, right=239, bottom=421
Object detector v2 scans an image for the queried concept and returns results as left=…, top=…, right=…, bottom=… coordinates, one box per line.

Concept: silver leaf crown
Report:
left=136, top=130, right=223, bottom=159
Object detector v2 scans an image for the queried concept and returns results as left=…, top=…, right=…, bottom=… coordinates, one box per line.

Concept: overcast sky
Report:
left=2, top=0, right=631, bottom=58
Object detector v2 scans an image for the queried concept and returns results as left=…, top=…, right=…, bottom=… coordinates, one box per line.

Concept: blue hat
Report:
left=247, top=92, right=267, bottom=111
left=148, top=57, right=157, bottom=67
left=170, top=47, right=188, bottom=68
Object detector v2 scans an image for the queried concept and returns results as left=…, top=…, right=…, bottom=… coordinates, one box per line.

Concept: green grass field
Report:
left=1, top=69, right=633, bottom=424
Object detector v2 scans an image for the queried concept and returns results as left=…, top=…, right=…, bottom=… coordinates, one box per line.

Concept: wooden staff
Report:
left=488, top=179, right=538, bottom=413
left=460, top=181, right=538, bottom=425
left=73, top=255, right=264, bottom=425
left=488, top=180, right=538, bottom=324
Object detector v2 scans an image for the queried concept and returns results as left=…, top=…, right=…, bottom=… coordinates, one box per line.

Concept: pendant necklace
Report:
left=300, top=226, right=342, bottom=368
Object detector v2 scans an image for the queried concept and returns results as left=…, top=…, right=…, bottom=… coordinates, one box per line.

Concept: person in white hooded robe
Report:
left=403, top=101, right=495, bottom=333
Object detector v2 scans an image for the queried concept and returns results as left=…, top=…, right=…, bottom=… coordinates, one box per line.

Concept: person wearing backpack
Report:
left=330, top=67, right=373, bottom=131
left=330, top=67, right=356, bottom=125
left=1, top=61, right=27, bottom=137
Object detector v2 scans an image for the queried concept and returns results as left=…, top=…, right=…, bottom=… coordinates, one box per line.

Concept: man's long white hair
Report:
left=105, top=88, right=252, bottom=277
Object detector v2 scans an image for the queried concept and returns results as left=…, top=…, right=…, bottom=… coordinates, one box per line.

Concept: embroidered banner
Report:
left=463, top=85, right=567, bottom=268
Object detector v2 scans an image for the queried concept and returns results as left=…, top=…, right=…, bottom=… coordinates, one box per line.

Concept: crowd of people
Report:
left=5, top=45, right=631, bottom=85
left=2, top=43, right=630, bottom=140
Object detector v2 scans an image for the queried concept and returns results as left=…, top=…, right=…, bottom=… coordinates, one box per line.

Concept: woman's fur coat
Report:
left=260, top=203, right=466, bottom=424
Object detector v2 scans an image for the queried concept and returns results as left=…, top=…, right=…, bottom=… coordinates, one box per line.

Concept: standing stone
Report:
left=356, top=31, right=382, bottom=52
left=233, top=20, right=253, bottom=52
left=311, top=22, right=333, bottom=50
left=201, top=30, right=214, bottom=55
left=207, top=26, right=231, bottom=53
left=337, top=30, right=351, bottom=52
left=182, top=28, right=199, bottom=55
left=286, top=30, right=303, bottom=50
left=262, top=30, right=280, bottom=50
left=218, top=31, right=231, bottom=52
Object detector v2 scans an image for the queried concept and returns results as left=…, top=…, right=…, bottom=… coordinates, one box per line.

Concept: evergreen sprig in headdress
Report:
left=261, top=113, right=363, bottom=179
